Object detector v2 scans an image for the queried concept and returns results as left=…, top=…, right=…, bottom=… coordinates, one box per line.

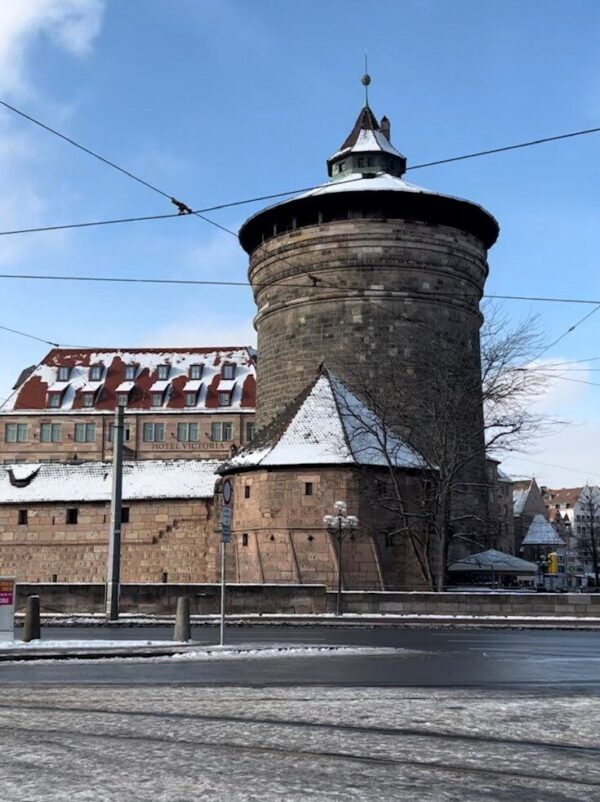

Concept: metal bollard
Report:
left=174, top=596, right=191, bottom=642
left=22, top=595, right=41, bottom=643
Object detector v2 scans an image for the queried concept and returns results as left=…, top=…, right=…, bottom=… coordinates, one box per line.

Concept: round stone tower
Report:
left=239, top=102, right=499, bottom=432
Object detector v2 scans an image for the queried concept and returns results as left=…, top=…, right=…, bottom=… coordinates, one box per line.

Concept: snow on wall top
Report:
left=224, top=371, right=425, bottom=470
left=0, top=460, right=219, bottom=504
left=2, top=347, right=256, bottom=414
left=521, top=514, right=565, bottom=546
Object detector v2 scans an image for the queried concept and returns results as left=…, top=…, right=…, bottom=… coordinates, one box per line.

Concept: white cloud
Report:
left=500, top=358, right=600, bottom=486
left=0, top=0, right=104, bottom=96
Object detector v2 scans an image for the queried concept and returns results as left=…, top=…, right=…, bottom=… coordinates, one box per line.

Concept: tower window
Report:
left=244, top=485, right=251, bottom=499
left=66, top=508, right=78, bottom=525
left=242, top=533, right=248, bottom=547
left=121, top=506, right=130, bottom=524
left=305, top=482, right=313, bottom=496
left=18, top=509, right=28, bottom=526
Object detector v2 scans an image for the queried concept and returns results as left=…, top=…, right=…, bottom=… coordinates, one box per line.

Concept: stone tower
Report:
left=239, top=102, right=499, bottom=434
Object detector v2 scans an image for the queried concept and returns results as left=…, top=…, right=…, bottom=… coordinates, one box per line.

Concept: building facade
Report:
left=0, top=347, right=256, bottom=463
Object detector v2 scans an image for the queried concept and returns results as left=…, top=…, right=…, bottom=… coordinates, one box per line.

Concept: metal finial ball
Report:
left=361, top=73, right=371, bottom=86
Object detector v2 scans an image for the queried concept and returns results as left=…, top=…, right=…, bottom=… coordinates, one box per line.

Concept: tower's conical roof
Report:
left=327, top=104, right=406, bottom=179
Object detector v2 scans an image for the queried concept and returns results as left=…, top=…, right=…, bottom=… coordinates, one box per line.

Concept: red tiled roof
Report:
left=3, top=347, right=256, bottom=414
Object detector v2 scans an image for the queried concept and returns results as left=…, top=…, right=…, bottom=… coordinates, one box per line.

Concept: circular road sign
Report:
left=222, top=478, right=233, bottom=506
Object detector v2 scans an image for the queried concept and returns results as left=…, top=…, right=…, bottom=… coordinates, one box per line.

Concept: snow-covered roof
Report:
left=2, top=347, right=256, bottom=414
left=448, top=549, right=538, bottom=573
left=522, top=514, right=565, bottom=546
left=221, top=369, right=425, bottom=472
left=512, top=486, right=531, bottom=516
left=217, top=380, right=236, bottom=392
left=0, top=460, right=219, bottom=504
left=297, top=171, right=435, bottom=200
left=329, top=128, right=404, bottom=161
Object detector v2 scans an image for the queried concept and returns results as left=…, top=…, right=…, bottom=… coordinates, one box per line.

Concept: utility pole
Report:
left=106, top=405, right=124, bottom=621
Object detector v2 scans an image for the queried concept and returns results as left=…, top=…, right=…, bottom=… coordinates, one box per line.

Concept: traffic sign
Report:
left=221, top=505, right=232, bottom=543
left=222, top=478, right=233, bottom=506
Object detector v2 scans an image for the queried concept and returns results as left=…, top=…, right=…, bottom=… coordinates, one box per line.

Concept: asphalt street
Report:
left=2, top=626, right=600, bottom=688
left=1, top=628, right=599, bottom=800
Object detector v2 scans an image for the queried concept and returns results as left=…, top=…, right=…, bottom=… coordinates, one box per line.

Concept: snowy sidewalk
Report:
left=0, top=638, right=397, bottom=663
left=15, top=611, right=600, bottom=630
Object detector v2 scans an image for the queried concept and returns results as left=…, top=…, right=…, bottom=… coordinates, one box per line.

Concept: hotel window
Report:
left=66, top=508, right=78, bottom=525
left=185, top=391, right=197, bottom=407
left=151, top=392, right=163, bottom=407
left=57, top=366, right=71, bottom=381
left=5, top=423, right=28, bottom=443
left=74, top=423, right=96, bottom=443
left=18, top=509, right=28, bottom=526
left=189, top=364, right=203, bottom=380
left=143, top=422, right=165, bottom=442
left=124, top=365, right=137, bottom=381
left=177, top=422, right=199, bottom=442
left=106, top=423, right=130, bottom=442
left=211, top=422, right=233, bottom=442
left=222, top=364, right=235, bottom=380
left=245, top=422, right=256, bottom=442
left=48, top=393, right=62, bottom=408
left=218, top=392, right=231, bottom=407
left=116, top=393, right=128, bottom=407
left=40, top=423, right=61, bottom=443
left=89, top=365, right=103, bottom=381
left=157, top=364, right=170, bottom=380
left=82, top=393, right=95, bottom=408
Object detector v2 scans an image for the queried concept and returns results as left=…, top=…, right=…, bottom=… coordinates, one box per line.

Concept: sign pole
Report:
left=106, top=405, right=124, bottom=621
left=219, top=478, right=233, bottom=647
left=220, top=539, right=226, bottom=647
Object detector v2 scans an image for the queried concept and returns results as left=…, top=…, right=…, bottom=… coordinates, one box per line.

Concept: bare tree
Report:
left=576, top=486, right=600, bottom=587
left=334, top=305, right=551, bottom=591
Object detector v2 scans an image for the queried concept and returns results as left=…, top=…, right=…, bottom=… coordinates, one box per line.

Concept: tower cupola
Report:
left=327, top=105, right=407, bottom=180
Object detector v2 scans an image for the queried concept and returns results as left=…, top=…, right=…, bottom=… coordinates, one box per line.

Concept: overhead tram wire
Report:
left=0, top=96, right=597, bottom=239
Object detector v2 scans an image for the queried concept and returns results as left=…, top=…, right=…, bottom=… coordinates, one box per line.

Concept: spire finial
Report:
left=361, top=51, right=371, bottom=106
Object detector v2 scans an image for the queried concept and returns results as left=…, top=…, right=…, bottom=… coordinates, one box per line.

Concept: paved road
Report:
left=2, top=628, right=599, bottom=800
left=2, top=626, right=600, bottom=688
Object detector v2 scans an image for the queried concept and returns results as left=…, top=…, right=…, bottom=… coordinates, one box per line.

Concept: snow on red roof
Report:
left=2, top=347, right=256, bottom=414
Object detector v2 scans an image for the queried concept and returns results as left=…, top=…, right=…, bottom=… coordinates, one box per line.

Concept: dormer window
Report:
left=124, top=364, right=137, bottom=381
left=189, top=364, right=203, bottom=380
left=185, top=391, right=197, bottom=407
left=157, top=364, right=170, bottom=380
left=82, top=393, right=95, bottom=408
left=57, top=366, right=71, bottom=381
left=48, top=392, right=62, bottom=408
left=116, top=392, right=128, bottom=407
left=218, top=391, right=231, bottom=407
left=89, top=365, right=103, bottom=381
left=222, top=364, right=235, bottom=380
left=151, top=392, right=163, bottom=407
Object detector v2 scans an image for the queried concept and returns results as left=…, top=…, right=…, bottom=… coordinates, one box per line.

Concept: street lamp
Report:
left=323, top=500, right=359, bottom=616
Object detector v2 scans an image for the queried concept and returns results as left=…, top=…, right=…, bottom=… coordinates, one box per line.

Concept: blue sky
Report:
left=0, top=0, right=598, bottom=486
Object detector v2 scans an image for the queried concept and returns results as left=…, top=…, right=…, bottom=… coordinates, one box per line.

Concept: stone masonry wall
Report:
left=226, top=466, right=429, bottom=591
left=0, top=499, right=219, bottom=584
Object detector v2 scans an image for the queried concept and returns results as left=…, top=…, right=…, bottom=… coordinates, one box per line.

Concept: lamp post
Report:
left=323, top=500, right=359, bottom=616
left=564, top=519, right=572, bottom=591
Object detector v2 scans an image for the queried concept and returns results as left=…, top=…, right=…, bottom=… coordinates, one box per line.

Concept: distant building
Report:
left=486, top=460, right=515, bottom=553
left=512, top=478, right=548, bottom=552
left=0, top=347, right=256, bottom=463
